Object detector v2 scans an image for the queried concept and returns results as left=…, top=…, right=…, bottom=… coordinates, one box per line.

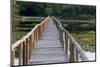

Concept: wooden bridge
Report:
left=11, top=16, right=88, bottom=66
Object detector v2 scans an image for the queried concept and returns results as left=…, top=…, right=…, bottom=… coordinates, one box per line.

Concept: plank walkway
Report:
left=28, top=17, right=68, bottom=65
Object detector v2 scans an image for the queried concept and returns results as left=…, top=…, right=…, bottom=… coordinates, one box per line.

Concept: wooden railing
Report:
left=11, top=16, right=49, bottom=66
left=52, top=16, right=88, bottom=62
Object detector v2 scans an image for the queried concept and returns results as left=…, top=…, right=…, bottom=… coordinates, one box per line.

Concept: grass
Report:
left=12, top=19, right=42, bottom=44
left=62, top=19, right=96, bottom=52
left=71, top=31, right=96, bottom=52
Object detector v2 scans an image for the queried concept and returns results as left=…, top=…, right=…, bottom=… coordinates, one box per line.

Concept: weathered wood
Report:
left=12, top=16, right=50, bottom=65
left=69, top=40, right=74, bottom=62
left=34, top=30, right=36, bottom=47
left=29, top=35, right=33, bottom=59
left=28, top=17, right=67, bottom=64
left=63, top=32, right=69, bottom=61
left=63, top=32, right=66, bottom=53
left=33, top=31, right=35, bottom=48
left=67, top=38, right=70, bottom=59
left=52, top=16, right=88, bottom=62
left=12, top=16, right=49, bottom=50
left=76, top=50, right=79, bottom=62
left=12, top=49, right=15, bottom=65
left=23, top=41, right=26, bottom=65
left=65, top=35, right=69, bottom=53
left=38, top=26, right=40, bottom=39
left=26, top=39, right=28, bottom=63
left=19, top=43, right=23, bottom=65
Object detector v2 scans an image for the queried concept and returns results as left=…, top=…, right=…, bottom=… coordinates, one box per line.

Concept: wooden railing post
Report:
left=12, top=49, right=16, bottom=66
left=12, top=16, right=49, bottom=66
left=69, top=40, right=74, bottom=62
left=19, top=43, right=23, bottom=65
left=43, top=23, right=44, bottom=32
left=38, top=26, right=40, bottom=39
left=67, top=37, right=70, bottom=59
left=63, top=32, right=69, bottom=56
left=32, top=31, right=35, bottom=48
left=23, top=41, right=26, bottom=65
left=36, top=29, right=38, bottom=43
left=39, top=25, right=42, bottom=38
left=29, top=35, right=33, bottom=59
left=26, top=38, right=29, bottom=64
left=75, top=49, right=79, bottom=62
left=34, top=30, right=37, bottom=46
left=63, top=32, right=66, bottom=53
left=69, top=40, right=77, bottom=62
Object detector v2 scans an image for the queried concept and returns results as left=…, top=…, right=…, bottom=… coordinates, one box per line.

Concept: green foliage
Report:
left=62, top=20, right=96, bottom=52
left=71, top=31, right=95, bottom=52
left=16, top=1, right=96, bottom=19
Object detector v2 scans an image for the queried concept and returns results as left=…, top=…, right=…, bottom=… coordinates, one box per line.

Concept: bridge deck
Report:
left=28, top=17, right=67, bottom=65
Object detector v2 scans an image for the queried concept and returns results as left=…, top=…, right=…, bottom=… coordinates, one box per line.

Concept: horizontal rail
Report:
left=52, top=16, right=88, bottom=62
left=12, top=16, right=49, bottom=50
left=11, top=16, right=49, bottom=66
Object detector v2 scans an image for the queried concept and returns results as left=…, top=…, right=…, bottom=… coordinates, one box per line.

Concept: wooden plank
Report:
left=52, top=16, right=88, bottom=61
left=28, top=17, right=67, bottom=64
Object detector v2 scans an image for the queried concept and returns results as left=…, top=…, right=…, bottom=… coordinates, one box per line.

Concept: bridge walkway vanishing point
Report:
left=28, top=17, right=67, bottom=64
left=12, top=16, right=89, bottom=66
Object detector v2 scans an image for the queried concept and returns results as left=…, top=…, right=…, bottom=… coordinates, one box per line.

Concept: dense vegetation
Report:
left=16, top=1, right=96, bottom=20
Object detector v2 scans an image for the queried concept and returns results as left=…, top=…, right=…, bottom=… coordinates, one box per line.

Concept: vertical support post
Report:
left=64, top=33, right=68, bottom=54
left=34, top=30, right=37, bottom=47
left=69, top=40, right=74, bottom=62
left=39, top=25, right=41, bottom=37
left=29, top=35, right=33, bottom=59
left=73, top=47, right=76, bottom=62
left=69, top=40, right=76, bottom=62
left=32, top=31, right=35, bottom=48
left=37, top=28, right=39, bottom=41
left=75, top=49, right=79, bottom=62
left=34, top=30, right=37, bottom=46
left=38, top=26, right=40, bottom=39
left=65, top=35, right=68, bottom=53
left=19, top=43, right=23, bottom=65
left=23, top=41, right=26, bottom=65
left=27, top=38, right=29, bottom=64
left=42, top=23, right=44, bottom=32
left=42, top=24, right=44, bottom=32
left=12, top=49, right=16, bottom=66
left=63, top=32, right=69, bottom=62
left=63, top=32, right=66, bottom=53
left=36, top=29, right=38, bottom=43
left=67, top=38, right=70, bottom=60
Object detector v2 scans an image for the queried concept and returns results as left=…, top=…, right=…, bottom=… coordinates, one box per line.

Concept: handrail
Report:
left=11, top=16, right=49, bottom=66
left=52, top=16, right=88, bottom=62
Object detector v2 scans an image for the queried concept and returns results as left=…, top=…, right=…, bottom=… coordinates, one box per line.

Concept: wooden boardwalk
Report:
left=28, top=17, right=67, bottom=64
left=12, top=16, right=88, bottom=66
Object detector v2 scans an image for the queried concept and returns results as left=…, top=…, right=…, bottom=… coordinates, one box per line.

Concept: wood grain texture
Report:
left=28, top=18, right=68, bottom=65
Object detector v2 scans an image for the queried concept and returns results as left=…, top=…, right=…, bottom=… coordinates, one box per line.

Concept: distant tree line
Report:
left=16, top=1, right=96, bottom=20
